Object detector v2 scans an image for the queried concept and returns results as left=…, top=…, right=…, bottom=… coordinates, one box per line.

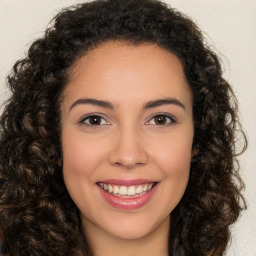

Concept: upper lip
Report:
left=97, top=179, right=156, bottom=186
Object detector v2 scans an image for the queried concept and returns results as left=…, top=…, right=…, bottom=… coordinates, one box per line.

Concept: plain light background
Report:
left=0, top=0, right=255, bottom=255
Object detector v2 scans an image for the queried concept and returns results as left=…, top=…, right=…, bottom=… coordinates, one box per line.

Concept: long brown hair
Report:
left=0, top=0, right=246, bottom=255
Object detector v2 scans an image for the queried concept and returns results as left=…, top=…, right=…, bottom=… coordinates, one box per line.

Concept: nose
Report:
left=108, top=126, right=149, bottom=169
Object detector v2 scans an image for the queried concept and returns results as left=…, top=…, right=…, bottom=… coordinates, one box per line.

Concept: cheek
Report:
left=61, top=132, right=109, bottom=214
left=152, top=129, right=193, bottom=175
left=61, top=130, right=110, bottom=210
left=61, top=132, right=107, bottom=178
left=150, top=129, right=193, bottom=208
left=159, top=141, right=191, bottom=189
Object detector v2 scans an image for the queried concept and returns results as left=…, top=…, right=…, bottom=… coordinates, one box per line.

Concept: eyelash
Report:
left=78, top=113, right=177, bottom=127
left=146, top=114, right=177, bottom=126
left=79, top=114, right=110, bottom=127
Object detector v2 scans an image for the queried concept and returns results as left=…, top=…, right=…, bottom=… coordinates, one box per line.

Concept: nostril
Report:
left=112, top=161, right=146, bottom=169
left=108, top=133, right=149, bottom=167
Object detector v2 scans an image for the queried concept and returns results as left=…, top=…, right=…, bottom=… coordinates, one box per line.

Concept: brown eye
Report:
left=88, top=116, right=102, bottom=125
left=147, top=114, right=176, bottom=126
left=81, top=115, right=109, bottom=126
left=154, top=115, right=167, bottom=125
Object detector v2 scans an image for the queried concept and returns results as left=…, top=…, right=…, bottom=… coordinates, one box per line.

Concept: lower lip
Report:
left=98, top=184, right=158, bottom=210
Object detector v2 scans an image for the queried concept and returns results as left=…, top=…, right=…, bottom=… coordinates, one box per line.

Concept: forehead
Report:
left=63, top=41, right=192, bottom=109
left=69, top=41, right=187, bottom=82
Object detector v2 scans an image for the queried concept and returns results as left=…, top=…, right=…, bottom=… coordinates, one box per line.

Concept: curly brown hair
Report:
left=0, top=0, right=246, bottom=255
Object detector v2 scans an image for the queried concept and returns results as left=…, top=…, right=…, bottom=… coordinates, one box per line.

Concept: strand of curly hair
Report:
left=0, top=0, right=246, bottom=255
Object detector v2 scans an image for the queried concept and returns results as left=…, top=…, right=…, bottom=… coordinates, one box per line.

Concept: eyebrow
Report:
left=143, top=97, right=186, bottom=110
left=69, top=98, right=114, bottom=112
left=69, top=97, right=185, bottom=112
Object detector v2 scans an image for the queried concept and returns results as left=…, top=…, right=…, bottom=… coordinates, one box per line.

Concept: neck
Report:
left=83, top=216, right=170, bottom=256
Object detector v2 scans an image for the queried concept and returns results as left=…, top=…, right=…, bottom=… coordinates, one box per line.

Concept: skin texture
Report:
left=61, top=41, right=194, bottom=256
left=0, top=1, right=247, bottom=255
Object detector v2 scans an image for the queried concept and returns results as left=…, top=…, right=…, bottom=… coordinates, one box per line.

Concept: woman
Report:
left=0, top=0, right=246, bottom=255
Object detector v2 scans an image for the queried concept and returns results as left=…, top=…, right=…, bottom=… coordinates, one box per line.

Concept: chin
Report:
left=95, top=212, right=170, bottom=240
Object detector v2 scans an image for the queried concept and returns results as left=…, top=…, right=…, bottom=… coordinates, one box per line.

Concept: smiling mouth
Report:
left=97, top=182, right=156, bottom=198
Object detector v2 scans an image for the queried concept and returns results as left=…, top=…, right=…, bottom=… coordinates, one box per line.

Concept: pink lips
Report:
left=97, top=179, right=158, bottom=210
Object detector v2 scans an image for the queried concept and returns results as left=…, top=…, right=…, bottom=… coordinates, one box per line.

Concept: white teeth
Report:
left=108, top=184, right=113, bottom=193
left=113, top=185, right=119, bottom=194
left=135, top=186, right=143, bottom=194
left=127, top=186, right=136, bottom=196
left=119, top=186, right=128, bottom=195
left=143, top=184, right=148, bottom=192
left=99, top=182, right=154, bottom=197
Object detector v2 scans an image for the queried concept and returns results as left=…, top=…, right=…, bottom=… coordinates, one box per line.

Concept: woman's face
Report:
left=61, top=41, right=194, bottom=241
